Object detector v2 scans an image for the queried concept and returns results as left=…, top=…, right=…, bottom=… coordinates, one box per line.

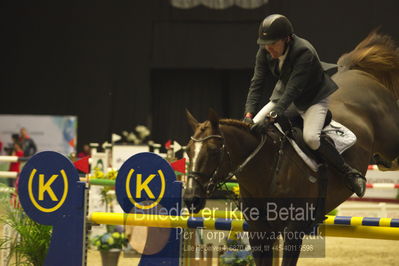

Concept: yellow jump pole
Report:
left=186, top=211, right=399, bottom=229
left=88, top=212, right=248, bottom=231
left=320, top=225, right=399, bottom=240
left=89, top=212, right=399, bottom=240
left=323, top=215, right=399, bottom=228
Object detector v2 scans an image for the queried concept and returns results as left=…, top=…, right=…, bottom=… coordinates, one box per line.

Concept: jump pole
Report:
left=188, top=210, right=399, bottom=229
left=319, top=225, right=399, bottom=240
left=225, top=181, right=399, bottom=190
left=89, top=212, right=249, bottom=232
left=79, top=177, right=116, bottom=186
left=0, top=156, right=29, bottom=162
left=88, top=212, right=399, bottom=240
left=0, top=171, right=18, bottom=178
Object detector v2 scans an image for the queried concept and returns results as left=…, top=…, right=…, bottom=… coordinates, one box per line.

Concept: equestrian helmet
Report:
left=257, top=14, right=293, bottom=45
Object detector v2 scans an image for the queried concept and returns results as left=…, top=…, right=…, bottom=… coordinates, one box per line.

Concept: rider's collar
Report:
left=279, top=44, right=289, bottom=62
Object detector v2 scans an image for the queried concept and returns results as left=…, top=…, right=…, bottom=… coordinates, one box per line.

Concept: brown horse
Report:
left=183, top=32, right=399, bottom=266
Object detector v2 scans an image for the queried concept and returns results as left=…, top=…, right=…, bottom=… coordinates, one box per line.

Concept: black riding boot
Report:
left=316, top=137, right=366, bottom=197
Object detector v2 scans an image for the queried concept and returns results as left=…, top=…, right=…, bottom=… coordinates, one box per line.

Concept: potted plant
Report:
left=220, top=232, right=255, bottom=266
left=90, top=168, right=118, bottom=213
left=88, top=168, right=128, bottom=266
left=0, top=184, right=52, bottom=266
left=91, top=225, right=128, bottom=266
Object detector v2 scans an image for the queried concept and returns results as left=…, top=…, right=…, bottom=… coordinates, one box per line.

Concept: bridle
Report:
left=187, top=132, right=268, bottom=197
left=187, top=134, right=231, bottom=196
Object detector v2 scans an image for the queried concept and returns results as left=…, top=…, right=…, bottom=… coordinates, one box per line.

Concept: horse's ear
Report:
left=185, top=109, right=199, bottom=132
left=208, top=108, right=220, bottom=129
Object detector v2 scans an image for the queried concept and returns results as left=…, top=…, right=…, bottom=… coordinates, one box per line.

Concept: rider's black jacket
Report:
left=245, top=34, right=338, bottom=116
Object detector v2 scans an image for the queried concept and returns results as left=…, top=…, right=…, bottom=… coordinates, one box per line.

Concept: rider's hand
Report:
left=250, top=111, right=278, bottom=134
left=243, top=117, right=254, bottom=124
left=250, top=119, right=270, bottom=134
left=243, top=113, right=254, bottom=125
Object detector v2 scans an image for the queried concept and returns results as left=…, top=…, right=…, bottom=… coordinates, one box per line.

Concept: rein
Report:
left=191, top=135, right=223, bottom=142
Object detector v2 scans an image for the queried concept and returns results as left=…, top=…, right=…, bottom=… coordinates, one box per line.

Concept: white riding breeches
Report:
left=253, top=98, right=329, bottom=150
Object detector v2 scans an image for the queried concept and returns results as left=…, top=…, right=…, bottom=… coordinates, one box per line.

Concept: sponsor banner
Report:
left=0, top=114, right=77, bottom=155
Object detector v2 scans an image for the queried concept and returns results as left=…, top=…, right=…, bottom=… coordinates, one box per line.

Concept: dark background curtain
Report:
left=151, top=69, right=257, bottom=145
left=0, top=0, right=398, bottom=152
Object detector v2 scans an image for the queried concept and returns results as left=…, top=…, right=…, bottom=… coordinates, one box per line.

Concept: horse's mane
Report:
left=219, top=118, right=251, bottom=132
left=338, top=31, right=399, bottom=99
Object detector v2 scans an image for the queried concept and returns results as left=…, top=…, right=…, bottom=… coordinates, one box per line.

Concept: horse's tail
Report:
left=337, top=31, right=399, bottom=99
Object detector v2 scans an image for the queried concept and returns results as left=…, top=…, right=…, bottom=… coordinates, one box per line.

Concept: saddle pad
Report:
left=275, top=120, right=357, bottom=172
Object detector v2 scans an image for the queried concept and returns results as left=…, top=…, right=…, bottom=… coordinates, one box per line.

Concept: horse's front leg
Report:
left=248, top=230, right=277, bottom=266
left=241, top=198, right=278, bottom=265
left=281, top=225, right=305, bottom=266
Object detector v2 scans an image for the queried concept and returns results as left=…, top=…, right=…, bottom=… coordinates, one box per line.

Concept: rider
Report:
left=243, top=14, right=366, bottom=197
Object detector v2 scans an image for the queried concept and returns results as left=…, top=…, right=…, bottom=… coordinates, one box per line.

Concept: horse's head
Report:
left=183, top=109, right=227, bottom=213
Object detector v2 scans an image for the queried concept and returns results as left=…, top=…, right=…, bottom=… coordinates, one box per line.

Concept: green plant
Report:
left=89, top=170, right=128, bottom=252
left=89, top=168, right=118, bottom=213
left=91, top=225, right=128, bottom=251
left=220, top=232, right=255, bottom=266
left=0, top=184, right=52, bottom=266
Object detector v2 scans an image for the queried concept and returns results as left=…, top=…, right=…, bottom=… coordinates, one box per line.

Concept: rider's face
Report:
left=264, top=39, right=286, bottom=59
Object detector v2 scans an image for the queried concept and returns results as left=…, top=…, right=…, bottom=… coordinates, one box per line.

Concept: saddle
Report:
left=274, top=111, right=357, bottom=172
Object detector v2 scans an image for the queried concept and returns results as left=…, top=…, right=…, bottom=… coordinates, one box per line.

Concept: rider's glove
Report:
left=243, top=117, right=254, bottom=124
left=250, top=111, right=278, bottom=134
left=250, top=119, right=270, bottom=134
left=243, top=113, right=254, bottom=125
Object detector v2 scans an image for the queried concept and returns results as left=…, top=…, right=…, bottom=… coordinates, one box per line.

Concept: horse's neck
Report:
left=220, top=124, right=259, bottom=166
left=220, top=124, right=288, bottom=198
